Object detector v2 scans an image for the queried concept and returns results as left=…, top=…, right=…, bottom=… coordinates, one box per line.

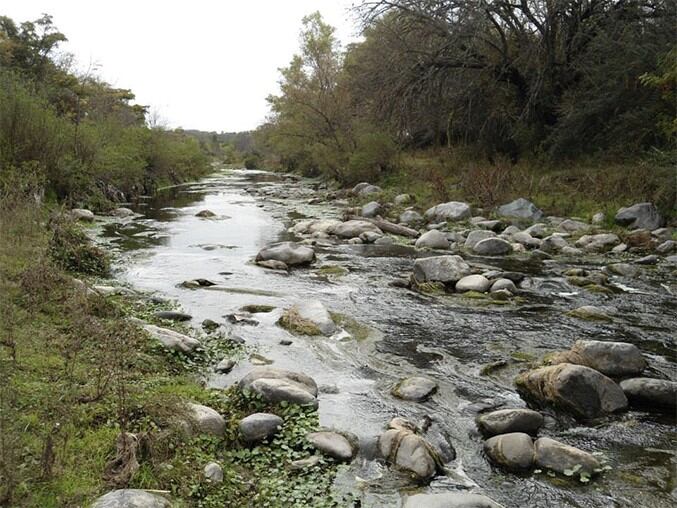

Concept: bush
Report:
left=48, top=216, right=109, bottom=276
left=243, top=153, right=261, bottom=170
left=345, top=130, right=397, bottom=184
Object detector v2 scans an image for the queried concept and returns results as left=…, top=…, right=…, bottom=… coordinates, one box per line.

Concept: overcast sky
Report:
left=3, top=1, right=360, bottom=132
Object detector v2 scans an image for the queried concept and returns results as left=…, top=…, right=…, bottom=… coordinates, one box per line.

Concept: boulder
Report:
left=360, top=231, right=382, bottom=243
left=204, top=462, right=223, bottom=483
left=635, top=254, right=659, bottom=265
left=464, top=230, right=495, bottom=250
left=606, top=263, right=638, bottom=277
left=534, top=437, right=600, bottom=477
left=413, top=255, right=471, bottom=284
left=456, top=275, right=491, bottom=293
left=291, top=219, right=342, bottom=236
left=154, top=310, right=192, bottom=322
left=392, top=376, right=438, bottom=402
left=331, top=220, right=383, bottom=238
left=110, top=207, right=134, bottom=217
left=592, top=212, right=605, bottom=225
left=476, top=220, right=505, bottom=232
left=256, top=242, right=315, bottom=267
left=239, top=367, right=318, bottom=407
left=476, top=408, right=544, bottom=437
left=625, top=229, right=653, bottom=248
left=186, top=403, right=226, bottom=436
left=403, top=493, right=504, bottom=508
left=361, top=201, right=382, bottom=218
left=355, top=184, right=382, bottom=196
left=490, top=278, right=517, bottom=293
left=656, top=240, right=676, bottom=254
left=400, top=210, right=424, bottom=225
left=567, top=305, right=611, bottom=322
left=214, top=358, right=236, bottom=374
left=91, top=490, right=171, bottom=508
left=195, top=209, right=216, bottom=218
left=575, top=233, right=621, bottom=252
left=497, top=198, right=543, bottom=222
left=394, top=193, right=412, bottom=205
left=416, top=230, right=450, bottom=250
left=540, top=234, right=569, bottom=253
left=615, top=202, right=663, bottom=230
left=70, top=208, right=94, bottom=222
left=379, top=428, right=439, bottom=480
left=256, top=259, right=288, bottom=271
left=483, top=432, right=535, bottom=470
left=284, top=301, right=337, bottom=336
left=620, top=378, right=677, bottom=411
left=524, top=223, right=547, bottom=238
left=557, top=219, right=588, bottom=233
left=511, top=231, right=541, bottom=248
left=239, top=413, right=284, bottom=443
left=515, top=363, right=627, bottom=419
left=473, top=238, right=512, bottom=256
left=425, top=202, right=472, bottom=222
left=307, top=431, right=358, bottom=461
left=547, top=340, right=645, bottom=377
left=142, top=324, right=200, bottom=354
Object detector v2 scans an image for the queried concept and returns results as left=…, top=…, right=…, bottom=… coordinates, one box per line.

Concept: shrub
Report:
left=48, top=216, right=109, bottom=276
left=243, top=153, right=261, bottom=170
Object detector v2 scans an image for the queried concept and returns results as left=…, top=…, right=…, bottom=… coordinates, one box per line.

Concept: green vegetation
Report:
left=277, top=308, right=322, bottom=336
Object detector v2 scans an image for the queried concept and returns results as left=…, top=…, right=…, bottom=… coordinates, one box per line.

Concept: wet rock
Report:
left=413, top=255, right=471, bottom=284
left=110, top=207, right=134, bottom=217
left=331, top=220, right=383, bottom=238
left=226, top=313, right=259, bottom=326
left=307, top=431, right=358, bottom=461
left=456, top=275, right=491, bottom=293
left=541, top=234, right=569, bottom=253
left=392, top=376, right=438, bottom=402
left=534, top=437, right=600, bottom=477
left=203, top=462, right=223, bottom=483
left=567, top=305, right=611, bottom=321
left=186, top=403, right=226, bottom=436
left=361, top=201, right=382, bottom=218
left=635, top=254, right=659, bottom=265
left=403, top=493, right=504, bottom=508
left=620, top=378, right=677, bottom=411
left=239, top=413, right=283, bottom=443
left=281, top=301, right=336, bottom=336
left=516, top=363, right=627, bottom=419
left=656, top=240, right=676, bottom=254
left=195, top=209, right=216, bottom=218
left=464, top=230, right=495, bottom=250
left=279, top=339, right=293, bottom=346
left=490, top=278, right=517, bottom=293
left=239, top=367, right=318, bottom=407
left=575, top=233, right=621, bottom=252
left=379, top=428, right=439, bottom=480
left=256, top=242, right=315, bottom=266
left=395, top=193, right=412, bottom=205
left=70, top=208, right=94, bottom=222
left=606, top=263, right=638, bottom=277
left=547, top=340, right=646, bottom=377
left=483, top=432, right=535, bottom=470
left=476, top=409, right=544, bottom=437
left=257, top=259, right=288, bottom=271
left=182, top=278, right=217, bottom=288
left=497, top=198, right=543, bottom=222
left=400, top=209, right=424, bottom=225
left=473, top=238, right=512, bottom=256
left=91, top=489, right=171, bottom=508
left=558, top=219, right=588, bottom=233
left=425, top=201, right=472, bottom=222
left=214, top=358, right=236, bottom=374
left=142, top=324, right=200, bottom=354
left=615, top=202, right=663, bottom=230
left=592, top=212, right=605, bottom=224
left=416, top=230, right=450, bottom=249
left=155, top=310, right=192, bottom=322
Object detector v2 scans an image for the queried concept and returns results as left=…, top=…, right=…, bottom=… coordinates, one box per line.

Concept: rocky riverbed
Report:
left=89, top=167, right=675, bottom=507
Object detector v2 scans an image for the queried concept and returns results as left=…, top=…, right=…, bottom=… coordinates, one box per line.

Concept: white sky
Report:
left=3, top=1, right=360, bottom=132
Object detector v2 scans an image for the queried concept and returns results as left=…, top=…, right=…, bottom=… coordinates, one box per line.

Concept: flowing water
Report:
left=96, top=168, right=676, bottom=508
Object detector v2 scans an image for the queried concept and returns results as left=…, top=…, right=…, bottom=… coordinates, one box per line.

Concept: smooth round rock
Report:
left=534, top=437, right=600, bottom=477
left=483, top=432, right=535, bottom=470
left=620, top=378, right=677, bottom=411
left=307, top=431, right=357, bottom=461
left=473, top=238, right=512, bottom=256
left=91, top=490, right=171, bottom=508
left=239, top=413, right=284, bottom=443
left=203, top=462, right=223, bottom=483
left=392, top=376, right=438, bottom=402
left=455, top=275, right=491, bottom=293
left=416, top=230, right=450, bottom=249
left=476, top=408, right=544, bottom=437
left=490, top=278, right=517, bottom=293
left=403, top=493, right=504, bottom=508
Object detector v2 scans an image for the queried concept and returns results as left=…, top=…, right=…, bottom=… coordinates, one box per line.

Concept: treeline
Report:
left=256, top=1, right=675, bottom=184
left=0, top=15, right=209, bottom=209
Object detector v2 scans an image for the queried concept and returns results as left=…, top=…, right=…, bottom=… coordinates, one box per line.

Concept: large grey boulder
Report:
left=490, top=278, right=517, bottom=293
left=416, top=230, right=450, bottom=250
left=575, top=233, right=621, bottom=252
left=110, top=207, right=134, bottom=218
left=540, top=234, right=569, bottom=253
left=620, top=378, right=677, bottom=411
left=392, top=376, right=438, bottom=402
left=511, top=231, right=541, bottom=248
left=288, top=301, right=337, bottom=336
left=256, top=242, right=315, bottom=266
left=331, top=220, right=383, bottom=238
left=70, top=208, right=95, bottom=222
left=516, top=363, right=627, bottom=419
left=455, top=275, right=491, bottom=293
left=547, top=340, right=646, bottom=377
left=239, top=413, right=284, bottom=443
left=239, top=367, right=318, bottom=407
left=534, top=437, right=600, bottom=477
left=400, top=210, right=424, bottom=225
left=558, top=219, right=588, bottom=233
left=476, top=408, right=544, bottom=437
left=606, top=263, right=639, bottom=277
left=203, top=462, right=223, bottom=483
left=473, top=238, right=512, bottom=256
left=425, top=201, right=471, bottom=222
left=497, top=198, right=543, bottom=222
left=142, top=324, right=200, bottom=354
left=91, top=490, right=171, bottom=508
left=394, top=193, right=412, bottom=205
left=291, top=219, right=342, bottom=236
left=403, top=493, right=504, bottom=508
left=524, top=223, right=547, bottom=238
left=354, top=183, right=382, bottom=196
left=615, top=202, right=663, bottom=230
left=307, top=431, right=358, bottom=461
left=361, top=201, right=382, bottom=218
left=186, top=403, right=226, bottom=436
left=483, top=432, right=535, bottom=470
left=413, top=255, right=471, bottom=284
left=464, top=230, right=495, bottom=250
left=379, top=428, right=439, bottom=480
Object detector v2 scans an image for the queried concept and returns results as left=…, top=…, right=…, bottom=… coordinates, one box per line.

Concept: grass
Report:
left=277, top=308, right=322, bottom=336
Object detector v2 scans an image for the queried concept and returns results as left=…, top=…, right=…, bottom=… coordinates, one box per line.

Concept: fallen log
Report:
left=346, top=215, right=420, bottom=238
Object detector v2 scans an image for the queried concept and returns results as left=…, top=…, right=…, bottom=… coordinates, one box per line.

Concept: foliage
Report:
left=48, top=215, right=109, bottom=275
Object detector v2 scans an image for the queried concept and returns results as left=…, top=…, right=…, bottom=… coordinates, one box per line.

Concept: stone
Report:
left=110, top=207, right=134, bottom=217
left=575, top=233, right=621, bottom=252
left=615, top=202, right=663, bottom=230
left=400, top=210, right=424, bottom=225
left=548, top=340, right=646, bottom=377
left=656, top=240, right=676, bottom=254
left=214, top=358, right=236, bottom=374
left=394, top=193, right=412, bottom=205
left=287, top=301, right=337, bottom=336
left=195, top=209, right=216, bottom=218
left=651, top=227, right=671, bottom=240
left=612, top=243, right=628, bottom=253
left=403, top=493, right=504, bottom=508
left=534, top=437, right=601, bottom=477
left=142, top=324, right=200, bottom=354
left=91, top=490, right=171, bottom=508
left=331, top=220, right=383, bottom=238
left=456, top=275, right=491, bottom=293
left=606, top=263, right=638, bottom=277
left=203, top=462, right=223, bottom=483
left=497, top=198, right=543, bottom=222
left=635, top=254, right=659, bottom=265
left=558, top=219, right=588, bottom=233
left=360, top=231, right=382, bottom=243
left=541, top=234, right=569, bottom=253
left=379, top=428, right=438, bottom=480
left=290, top=455, right=322, bottom=470
left=413, top=255, right=471, bottom=284
left=416, top=230, right=450, bottom=250
left=567, top=305, right=611, bottom=321
left=560, top=246, right=583, bottom=256
left=375, top=236, right=395, bottom=245
left=592, top=212, right=605, bottom=224
left=239, top=367, right=318, bottom=407
left=516, top=363, right=628, bottom=419
left=361, top=201, right=382, bottom=218
left=511, top=231, right=541, bottom=248
left=503, top=225, right=521, bottom=236
left=490, top=278, right=517, bottom=293
left=307, top=431, right=358, bottom=461
left=355, top=183, right=382, bottom=196
left=483, top=432, right=535, bottom=470
left=70, top=208, right=94, bottom=221
left=392, top=376, right=438, bottom=402
left=524, top=223, right=547, bottom=238
left=473, top=238, right=512, bottom=256
left=239, top=413, right=284, bottom=443
left=425, top=201, right=472, bottom=222
left=620, top=378, right=677, bottom=411
left=186, top=403, right=226, bottom=436
left=291, top=219, right=342, bottom=236
left=154, top=310, right=192, bottom=322
left=256, top=242, right=315, bottom=266
left=464, top=230, right=496, bottom=249
left=256, top=259, right=288, bottom=271
left=475, top=220, right=504, bottom=232
left=476, top=408, right=544, bottom=437
left=625, top=229, right=653, bottom=248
